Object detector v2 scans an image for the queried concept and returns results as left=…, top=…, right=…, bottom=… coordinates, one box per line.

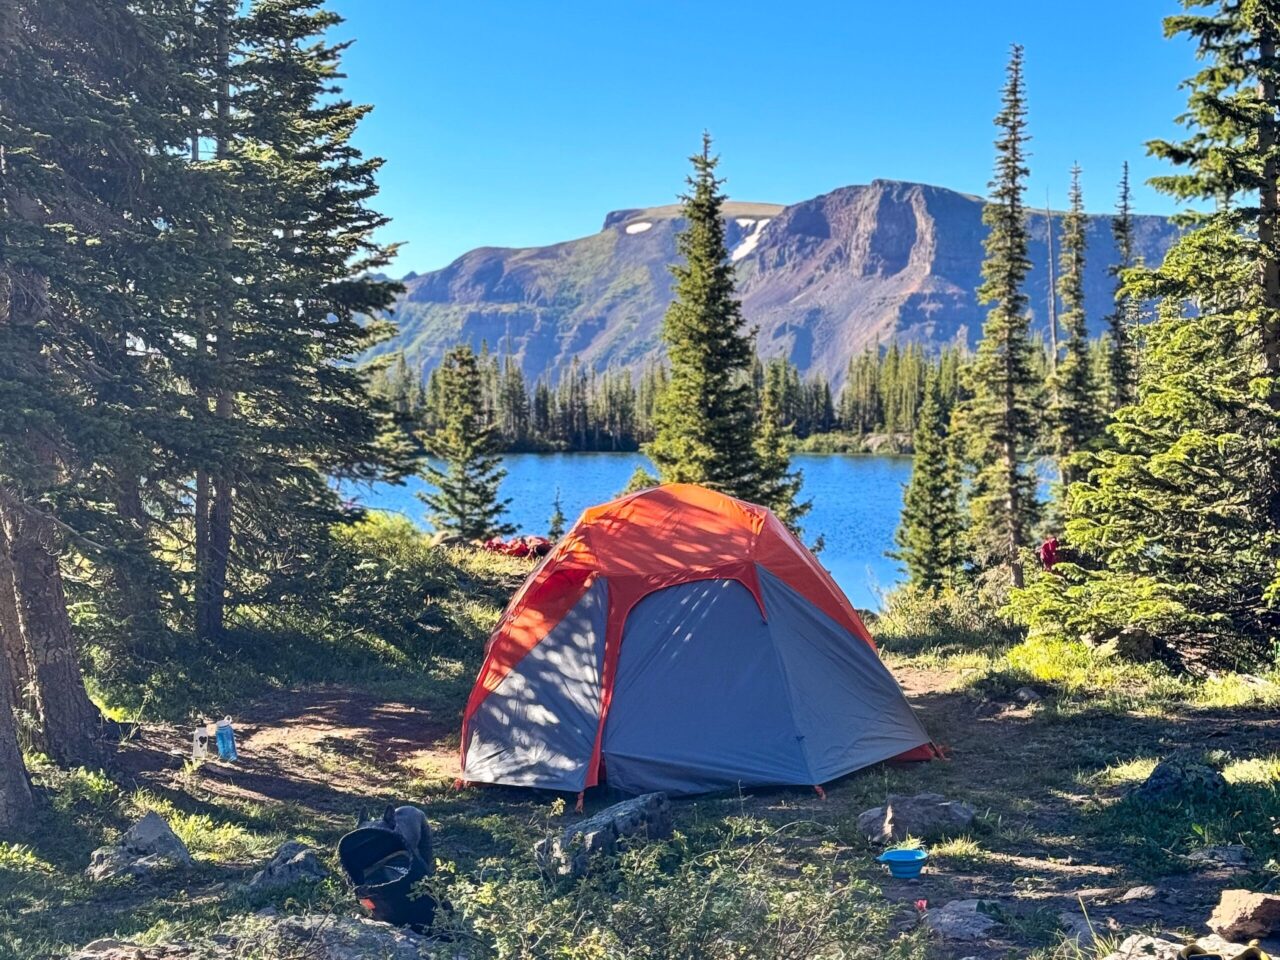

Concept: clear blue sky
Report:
left=328, top=0, right=1196, bottom=275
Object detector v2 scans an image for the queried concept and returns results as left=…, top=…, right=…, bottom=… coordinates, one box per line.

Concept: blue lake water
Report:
left=344, top=453, right=913, bottom=610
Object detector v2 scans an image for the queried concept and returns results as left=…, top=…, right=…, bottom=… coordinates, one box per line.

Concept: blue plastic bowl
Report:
left=877, top=848, right=929, bottom=879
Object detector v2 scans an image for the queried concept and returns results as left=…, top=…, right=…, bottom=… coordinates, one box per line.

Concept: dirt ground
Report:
left=108, top=663, right=1280, bottom=958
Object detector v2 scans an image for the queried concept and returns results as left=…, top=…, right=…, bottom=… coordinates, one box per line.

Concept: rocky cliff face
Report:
left=374, top=180, right=1179, bottom=384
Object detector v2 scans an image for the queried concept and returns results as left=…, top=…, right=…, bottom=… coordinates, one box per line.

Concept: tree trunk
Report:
left=0, top=491, right=102, bottom=766
left=0, top=521, right=33, bottom=715
left=1045, top=202, right=1058, bottom=375
left=0, top=608, right=35, bottom=832
left=1004, top=332, right=1025, bottom=590
left=0, top=269, right=102, bottom=765
left=196, top=7, right=235, bottom=641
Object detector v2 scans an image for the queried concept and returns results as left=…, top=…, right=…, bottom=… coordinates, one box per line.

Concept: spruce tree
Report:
left=1010, top=1, right=1280, bottom=664
left=419, top=345, right=514, bottom=540
left=893, top=370, right=963, bottom=590
left=647, top=134, right=760, bottom=497
left=1105, top=162, right=1139, bottom=409
left=753, top=360, right=810, bottom=528
left=956, top=44, right=1040, bottom=588
left=1049, top=164, right=1101, bottom=485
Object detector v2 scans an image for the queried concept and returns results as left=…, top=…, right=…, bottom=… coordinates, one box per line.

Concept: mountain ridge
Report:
left=371, top=179, right=1180, bottom=385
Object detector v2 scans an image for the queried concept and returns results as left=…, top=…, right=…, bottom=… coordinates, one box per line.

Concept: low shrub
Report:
left=873, top=584, right=1020, bottom=657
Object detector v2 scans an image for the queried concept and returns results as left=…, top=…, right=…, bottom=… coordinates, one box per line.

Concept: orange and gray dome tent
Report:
left=460, top=484, right=935, bottom=797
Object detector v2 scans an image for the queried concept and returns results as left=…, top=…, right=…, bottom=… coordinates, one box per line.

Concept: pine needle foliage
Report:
left=647, top=134, right=761, bottom=499
left=893, top=369, right=964, bottom=591
left=955, top=44, right=1041, bottom=589
left=1010, top=2, right=1280, bottom=667
left=419, top=345, right=514, bottom=540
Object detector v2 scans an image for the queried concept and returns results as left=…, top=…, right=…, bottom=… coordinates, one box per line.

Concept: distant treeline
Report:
left=370, top=341, right=1009, bottom=452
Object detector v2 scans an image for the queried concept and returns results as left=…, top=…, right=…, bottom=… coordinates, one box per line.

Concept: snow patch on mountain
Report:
left=731, top=218, right=770, bottom=261
left=624, top=221, right=653, bottom=234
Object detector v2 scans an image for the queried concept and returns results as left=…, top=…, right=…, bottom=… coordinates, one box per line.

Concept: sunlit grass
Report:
left=125, top=791, right=284, bottom=863
left=1085, top=758, right=1158, bottom=788
left=928, top=834, right=989, bottom=865
left=1223, top=754, right=1280, bottom=784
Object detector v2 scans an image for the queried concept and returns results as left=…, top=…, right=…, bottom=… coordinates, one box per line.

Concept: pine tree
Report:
left=548, top=488, right=567, bottom=540
left=647, top=134, right=760, bottom=496
left=1049, top=165, right=1101, bottom=485
left=419, top=345, right=514, bottom=540
left=185, top=0, right=403, bottom=640
left=753, top=361, right=810, bottom=528
left=956, top=44, right=1040, bottom=588
left=1010, top=1, right=1280, bottom=664
left=1105, top=162, right=1140, bottom=409
left=893, top=370, right=963, bottom=590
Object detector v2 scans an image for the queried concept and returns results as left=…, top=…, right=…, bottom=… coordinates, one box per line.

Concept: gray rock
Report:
left=86, top=813, right=193, bottom=881
left=1186, top=844, right=1251, bottom=868
left=123, top=811, right=194, bottom=863
left=1014, top=686, right=1043, bottom=703
left=536, top=792, right=673, bottom=877
left=1119, top=884, right=1159, bottom=902
left=857, top=793, right=976, bottom=842
left=245, top=840, right=329, bottom=894
left=1099, top=934, right=1183, bottom=960
left=921, top=899, right=1001, bottom=940
left=1058, top=910, right=1097, bottom=946
left=1126, top=755, right=1227, bottom=805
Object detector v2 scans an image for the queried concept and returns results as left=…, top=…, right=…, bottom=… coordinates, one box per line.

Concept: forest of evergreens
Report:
left=0, top=0, right=411, bottom=826
left=370, top=340, right=982, bottom=453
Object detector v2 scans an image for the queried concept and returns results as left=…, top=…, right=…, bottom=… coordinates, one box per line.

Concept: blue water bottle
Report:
left=215, top=717, right=238, bottom=761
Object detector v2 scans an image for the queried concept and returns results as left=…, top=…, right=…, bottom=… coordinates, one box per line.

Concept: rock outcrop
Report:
left=1126, top=755, right=1228, bottom=805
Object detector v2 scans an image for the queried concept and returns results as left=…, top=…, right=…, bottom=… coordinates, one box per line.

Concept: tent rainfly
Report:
left=460, top=483, right=936, bottom=796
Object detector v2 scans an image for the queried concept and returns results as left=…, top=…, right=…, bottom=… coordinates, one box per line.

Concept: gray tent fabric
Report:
left=757, top=567, right=933, bottom=782
left=602, top=579, right=813, bottom=795
left=463, top=578, right=608, bottom=790
left=599, top=570, right=931, bottom=795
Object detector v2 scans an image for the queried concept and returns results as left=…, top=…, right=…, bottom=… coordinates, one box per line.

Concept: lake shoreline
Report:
left=343, top=452, right=911, bottom=610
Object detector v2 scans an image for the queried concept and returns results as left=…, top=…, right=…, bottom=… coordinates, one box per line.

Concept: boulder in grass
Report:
left=1125, top=755, right=1227, bottom=805
left=921, top=900, right=1001, bottom=940
left=1207, top=889, right=1280, bottom=941
left=535, top=792, right=673, bottom=877
left=245, top=840, right=329, bottom=894
left=86, top=812, right=193, bottom=881
left=857, top=793, right=975, bottom=843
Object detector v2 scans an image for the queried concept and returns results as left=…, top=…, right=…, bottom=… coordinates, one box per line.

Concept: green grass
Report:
left=10, top=539, right=1280, bottom=958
